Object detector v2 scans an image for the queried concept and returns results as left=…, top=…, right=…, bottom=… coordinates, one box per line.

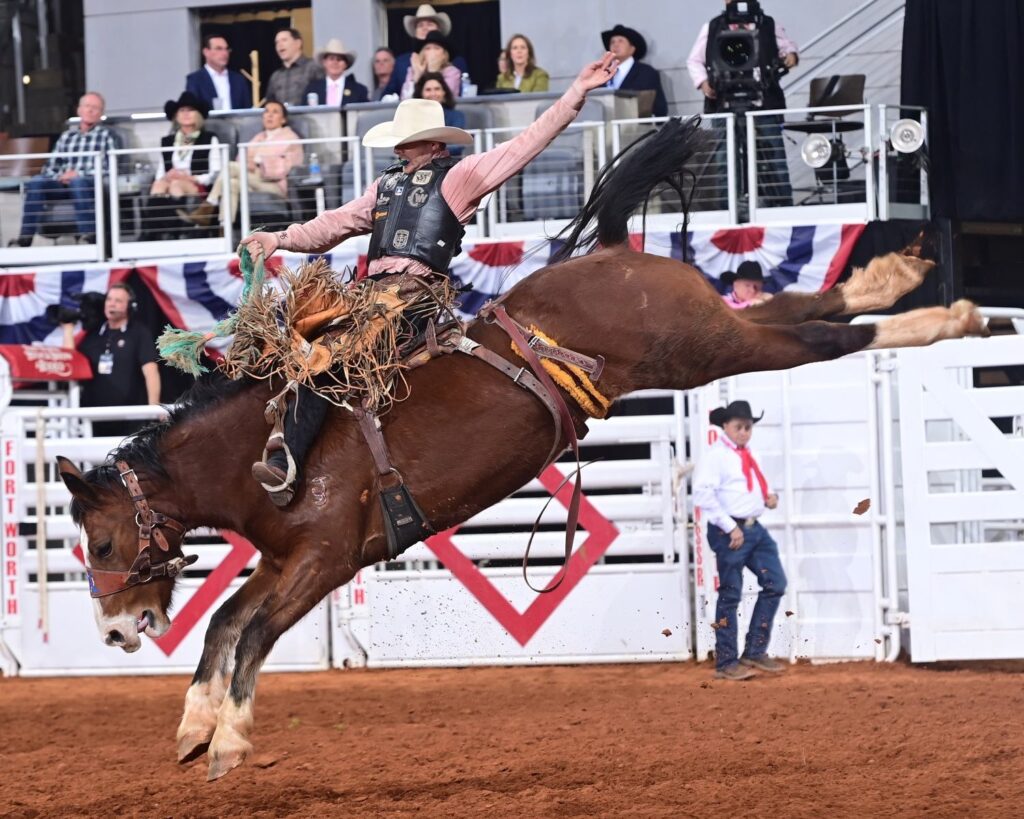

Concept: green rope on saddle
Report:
left=157, top=244, right=269, bottom=376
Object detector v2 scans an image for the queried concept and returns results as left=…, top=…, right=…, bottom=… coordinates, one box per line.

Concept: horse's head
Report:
left=56, top=456, right=192, bottom=653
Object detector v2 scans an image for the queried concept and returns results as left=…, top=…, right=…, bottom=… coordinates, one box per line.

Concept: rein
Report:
left=481, top=304, right=591, bottom=593
left=84, top=460, right=196, bottom=598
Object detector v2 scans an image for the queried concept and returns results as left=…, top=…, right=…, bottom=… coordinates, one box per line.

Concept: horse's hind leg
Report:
left=205, top=549, right=356, bottom=781
left=176, top=562, right=278, bottom=764
left=706, top=299, right=987, bottom=380
left=740, top=242, right=935, bottom=326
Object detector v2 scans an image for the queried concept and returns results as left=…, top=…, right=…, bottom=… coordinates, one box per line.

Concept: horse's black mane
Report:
left=75, top=370, right=253, bottom=503
left=550, top=116, right=705, bottom=264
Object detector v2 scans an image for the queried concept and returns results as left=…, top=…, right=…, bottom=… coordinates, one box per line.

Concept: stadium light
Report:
left=889, top=119, right=925, bottom=153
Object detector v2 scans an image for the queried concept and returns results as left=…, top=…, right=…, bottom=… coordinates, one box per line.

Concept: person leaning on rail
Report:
left=239, top=51, right=622, bottom=506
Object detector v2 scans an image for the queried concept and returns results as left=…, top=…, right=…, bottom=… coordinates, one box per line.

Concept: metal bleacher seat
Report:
left=521, top=98, right=605, bottom=221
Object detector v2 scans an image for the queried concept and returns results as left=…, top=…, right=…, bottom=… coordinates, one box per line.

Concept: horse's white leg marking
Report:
left=841, top=253, right=934, bottom=314
left=206, top=695, right=255, bottom=780
left=867, top=299, right=988, bottom=350
left=176, top=673, right=228, bottom=762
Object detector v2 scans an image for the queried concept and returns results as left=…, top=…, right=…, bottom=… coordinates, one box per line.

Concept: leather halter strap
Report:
left=84, top=460, right=195, bottom=598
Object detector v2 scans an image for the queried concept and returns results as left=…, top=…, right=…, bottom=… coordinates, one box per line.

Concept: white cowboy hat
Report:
left=403, top=3, right=452, bottom=37
left=316, top=38, right=356, bottom=67
left=362, top=98, right=472, bottom=148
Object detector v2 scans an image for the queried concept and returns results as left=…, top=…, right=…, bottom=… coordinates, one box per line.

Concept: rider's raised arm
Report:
left=442, top=53, right=618, bottom=222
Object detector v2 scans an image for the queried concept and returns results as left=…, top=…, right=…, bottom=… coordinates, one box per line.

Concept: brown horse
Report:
left=56, top=119, right=987, bottom=781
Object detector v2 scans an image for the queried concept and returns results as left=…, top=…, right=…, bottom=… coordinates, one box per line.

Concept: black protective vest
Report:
left=366, top=157, right=464, bottom=274
left=704, top=12, right=785, bottom=114
left=159, top=130, right=215, bottom=175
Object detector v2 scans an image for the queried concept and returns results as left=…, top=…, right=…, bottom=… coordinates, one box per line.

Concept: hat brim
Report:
left=403, top=12, right=452, bottom=38
left=164, top=95, right=210, bottom=121
left=317, top=50, right=356, bottom=67
left=362, top=123, right=473, bottom=149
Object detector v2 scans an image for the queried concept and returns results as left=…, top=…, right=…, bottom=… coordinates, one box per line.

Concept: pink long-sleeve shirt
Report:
left=686, top=21, right=798, bottom=89
left=277, top=81, right=588, bottom=277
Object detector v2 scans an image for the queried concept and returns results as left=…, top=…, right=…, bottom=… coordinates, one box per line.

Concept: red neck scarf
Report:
left=722, top=436, right=769, bottom=501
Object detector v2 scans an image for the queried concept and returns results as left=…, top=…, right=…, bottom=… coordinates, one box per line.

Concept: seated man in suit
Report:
left=304, top=38, right=369, bottom=107
left=601, top=24, right=668, bottom=117
left=184, top=34, right=251, bottom=111
left=381, top=4, right=469, bottom=98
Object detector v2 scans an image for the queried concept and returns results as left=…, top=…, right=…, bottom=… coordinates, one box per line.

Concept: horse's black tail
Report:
left=550, top=116, right=705, bottom=263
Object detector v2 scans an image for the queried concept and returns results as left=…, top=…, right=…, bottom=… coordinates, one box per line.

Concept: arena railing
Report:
left=0, top=150, right=106, bottom=267
left=610, top=112, right=739, bottom=228
left=107, top=142, right=233, bottom=260
left=745, top=103, right=878, bottom=224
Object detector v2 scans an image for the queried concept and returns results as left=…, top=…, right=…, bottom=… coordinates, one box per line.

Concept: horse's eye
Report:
left=95, top=542, right=113, bottom=559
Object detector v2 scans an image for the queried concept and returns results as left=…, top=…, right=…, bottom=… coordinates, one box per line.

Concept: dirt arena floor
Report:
left=2, top=660, right=1023, bottom=818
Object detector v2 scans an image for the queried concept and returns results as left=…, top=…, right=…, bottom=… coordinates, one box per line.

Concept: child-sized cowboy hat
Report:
left=709, top=400, right=764, bottom=427
left=362, top=98, right=473, bottom=148
left=404, top=4, right=452, bottom=37
left=720, top=260, right=765, bottom=287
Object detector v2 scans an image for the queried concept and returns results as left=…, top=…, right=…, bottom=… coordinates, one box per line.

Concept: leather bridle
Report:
left=84, top=460, right=196, bottom=598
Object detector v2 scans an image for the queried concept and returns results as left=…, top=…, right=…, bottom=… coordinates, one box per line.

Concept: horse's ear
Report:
left=56, top=456, right=98, bottom=507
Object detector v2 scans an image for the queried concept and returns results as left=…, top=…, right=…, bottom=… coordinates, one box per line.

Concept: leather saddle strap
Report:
left=499, top=312, right=605, bottom=380
left=456, top=337, right=564, bottom=468
left=355, top=406, right=396, bottom=479
left=487, top=306, right=584, bottom=594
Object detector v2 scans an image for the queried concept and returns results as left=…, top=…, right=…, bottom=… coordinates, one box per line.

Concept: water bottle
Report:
left=460, top=72, right=470, bottom=97
left=308, top=152, right=322, bottom=182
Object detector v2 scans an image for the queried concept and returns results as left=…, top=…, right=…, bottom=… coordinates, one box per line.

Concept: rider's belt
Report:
left=731, top=516, right=759, bottom=528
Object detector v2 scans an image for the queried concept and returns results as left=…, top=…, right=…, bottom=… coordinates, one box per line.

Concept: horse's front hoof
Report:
left=207, top=747, right=248, bottom=781
left=177, top=732, right=212, bottom=764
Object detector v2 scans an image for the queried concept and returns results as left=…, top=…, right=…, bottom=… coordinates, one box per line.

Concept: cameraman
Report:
left=62, top=283, right=160, bottom=437
left=687, top=0, right=798, bottom=206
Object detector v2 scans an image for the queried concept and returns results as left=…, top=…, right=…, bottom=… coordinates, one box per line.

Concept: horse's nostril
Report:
left=107, top=630, right=125, bottom=645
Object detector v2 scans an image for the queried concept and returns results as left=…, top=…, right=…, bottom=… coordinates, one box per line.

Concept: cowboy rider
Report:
left=241, top=52, right=620, bottom=506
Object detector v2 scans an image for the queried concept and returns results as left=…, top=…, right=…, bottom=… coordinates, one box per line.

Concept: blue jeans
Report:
left=20, top=174, right=97, bottom=236
left=708, top=520, right=787, bottom=669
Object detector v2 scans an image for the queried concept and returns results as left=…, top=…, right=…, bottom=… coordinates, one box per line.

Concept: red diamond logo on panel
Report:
left=425, top=465, right=619, bottom=646
left=73, top=531, right=256, bottom=656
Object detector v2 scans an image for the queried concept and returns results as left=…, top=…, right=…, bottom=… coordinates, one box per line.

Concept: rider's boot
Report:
left=252, top=385, right=329, bottom=507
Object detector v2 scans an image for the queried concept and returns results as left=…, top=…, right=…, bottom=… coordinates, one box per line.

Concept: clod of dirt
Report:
left=785, top=610, right=795, bottom=617
left=661, top=628, right=672, bottom=637
left=853, top=498, right=871, bottom=515
left=710, top=617, right=728, bottom=630
left=874, top=638, right=883, bottom=644
left=252, top=753, right=282, bottom=769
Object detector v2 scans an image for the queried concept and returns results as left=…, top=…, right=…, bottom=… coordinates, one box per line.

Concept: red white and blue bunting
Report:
left=0, top=224, right=865, bottom=346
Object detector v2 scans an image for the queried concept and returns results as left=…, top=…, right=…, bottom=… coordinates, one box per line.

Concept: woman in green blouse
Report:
left=494, top=34, right=550, bottom=93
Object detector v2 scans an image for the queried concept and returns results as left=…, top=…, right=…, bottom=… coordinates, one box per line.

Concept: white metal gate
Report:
left=691, top=352, right=903, bottom=663
left=899, top=335, right=1024, bottom=661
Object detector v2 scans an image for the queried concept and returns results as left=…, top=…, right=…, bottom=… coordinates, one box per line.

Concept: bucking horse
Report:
left=57, top=119, right=988, bottom=780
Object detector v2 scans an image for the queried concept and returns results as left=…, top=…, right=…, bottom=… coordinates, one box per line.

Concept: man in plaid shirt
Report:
left=14, top=91, right=117, bottom=246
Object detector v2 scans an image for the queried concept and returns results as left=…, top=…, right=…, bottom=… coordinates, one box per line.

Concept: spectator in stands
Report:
left=184, top=34, right=250, bottom=111
left=150, top=92, right=222, bottom=198
left=11, top=91, right=116, bottom=247
left=720, top=260, right=773, bottom=309
left=61, top=283, right=160, bottom=437
left=265, top=28, right=323, bottom=106
left=601, top=24, right=668, bottom=117
left=401, top=30, right=461, bottom=101
left=495, top=34, right=550, bottom=93
left=414, top=71, right=466, bottom=155
left=370, top=47, right=396, bottom=101
left=495, top=49, right=510, bottom=83
left=304, top=39, right=368, bottom=107
left=687, top=1, right=798, bottom=205
left=382, top=4, right=469, bottom=98
left=179, top=100, right=302, bottom=227
left=693, top=400, right=786, bottom=681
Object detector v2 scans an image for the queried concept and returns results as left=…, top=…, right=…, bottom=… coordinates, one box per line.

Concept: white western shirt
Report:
left=692, top=435, right=772, bottom=533
left=608, top=56, right=635, bottom=90
left=204, top=64, right=233, bottom=109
